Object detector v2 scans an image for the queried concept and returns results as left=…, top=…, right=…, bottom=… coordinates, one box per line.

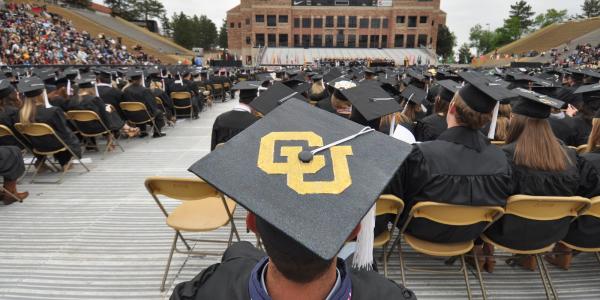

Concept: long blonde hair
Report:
left=19, top=95, right=44, bottom=125
left=586, top=118, right=600, bottom=153
left=309, top=81, right=324, bottom=95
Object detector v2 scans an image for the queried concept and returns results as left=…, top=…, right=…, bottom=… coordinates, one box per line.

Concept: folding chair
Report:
left=558, top=196, right=600, bottom=266
left=212, top=83, right=223, bottom=102
left=374, top=194, right=404, bottom=277
left=169, top=92, right=194, bottom=120
left=482, top=195, right=591, bottom=300
left=66, top=110, right=124, bottom=159
left=15, top=123, right=90, bottom=184
left=144, top=176, right=240, bottom=292
left=389, top=202, right=505, bottom=300
left=0, top=124, right=36, bottom=177
left=155, top=97, right=168, bottom=115
left=491, top=141, right=506, bottom=146
left=119, top=102, right=161, bottom=136
left=576, top=144, right=589, bottom=154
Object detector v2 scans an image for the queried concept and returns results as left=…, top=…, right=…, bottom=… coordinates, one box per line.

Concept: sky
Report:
left=97, top=0, right=585, bottom=47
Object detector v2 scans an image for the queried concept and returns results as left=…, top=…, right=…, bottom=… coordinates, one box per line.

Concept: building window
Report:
left=348, top=16, right=357, bottom=28
left=370, top=35, right=379, bottom=48
left=420, top=16, right=428, bottom=24
left=238, top=22, right=241, bottom=28
left=267, top=15, right=276, bottom=27
left=302, top=34, right=311, bottom=47
left=294, top=18, right=300, bottom=28
left=382, top=18, right=388, bottom=28
left=302, top=18, right=311, bottom=28
left=396, top=16, right=405, bottom=24
left=408, top=16, right=417, bottom=27
left=406, top=34, right=416, bottom=48
left=359, top=35, right=368, bottom=48
left=359, top=18, right=369, bottom=28
left=371, top=18, right=380, bottom=29
left=314, top=18, right=323, bottom=28
left=336, top=31, right=345, bottom=47
left=246, top=36, right=251, bottom=45
left=348, top=35, right=356, bottom=48
left=279, top=15, right=288, bottom=23
left=337, top=16, right=345, bottom=28
left=294, top=35, right=300, bottom=47
left=325, top=35, right=334, bottom=47
left=230, top=23, right=235, bottom=28
left=268, top=34, right=276, bottom=47
left=418, top=34, right=428, bottom=47
left=256, top=34, right=265, bottom=47
left=279, top=34, right=288, bottom=47
left=313, top=35, right=323, bottom=47
left=255, top=15, right=264, bottom=23
left=381, top=35, right=388, bottom=47
left=245, top=18, right=250, bottom=25
left=325, top=16, right=334, bottom=28
left=394, top=34, right=404, bottom=47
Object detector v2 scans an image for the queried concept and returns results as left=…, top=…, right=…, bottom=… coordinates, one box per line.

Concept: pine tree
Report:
left=509, top=1, right=535, bottom=33
left=582, top=0, right=600, bottom=18
left=218, top=19, right=228, bottom=49
left=457, top=43, right=472, bottom=64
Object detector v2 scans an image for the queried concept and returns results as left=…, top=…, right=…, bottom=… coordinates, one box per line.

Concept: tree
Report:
left=436, top=24, right=456, bottom=62
left=582, top=0, right=600, bottom=18
left=457, top=43, right=472, bottom=64
left=534, top=9, right=568, bottom=28
left=218, top=19, right=228, bottom=49
left=509, top=0, right=535, bottom=35
left=134, top=0, right=165, bottom=21
left=160, top=13, right=172, bottom=37
left=469, top=24, right=496, bottom=55
left=171, top=13, right=218, bottom=50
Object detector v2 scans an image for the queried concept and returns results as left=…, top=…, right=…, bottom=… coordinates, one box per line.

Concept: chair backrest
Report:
left=0, top=124, right=13, bottom=138
left=155, top=97, right=163, bottom=105
left=504, top=195, right=591, bottom=221
left=583, top=196, right=600, bottom=219
left=120, top=101, right=147, bottom=113
left=376, top=194, right=404, bottom=216
left=15, top=122, right=67, bottom=154
left=407, top=202, right=504, bottom=228
left=576, top=144, right=589, bottom=154
left=145, top=176, right=220, bottom=201
left=67, top=110, right=101, bottom=123
left=120, top=102, right=152, bottom=124
left=15, top=122, right=55, bottom=137
left=66, top=110, right=109, bottom=136
left=170, top=92, right=192, bottom=100
left=491, top=141, right=506, bottom=146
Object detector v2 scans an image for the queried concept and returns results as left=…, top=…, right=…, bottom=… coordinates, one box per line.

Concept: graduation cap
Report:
left=437, top=80, right=461, bottom=102
left=188, top=99, right=412, bottom=261
left=458, top=72, right=516, bottom=114
left=406, top=69, right=426, bottom=82
left=75, top=77, right=96, bottom=89
left=126, top=69, right=144, bottom=80
left=511, top=88, right=565, bottom=119
left=582, top=69, right=600, bottom=80
left=232, top=81, right=264, bottom=102
left=323, top=69, right=343, bottom=83
left=401, top=85, right=427, bottom=105
left=0, top=78, right=15, bottom=99
left=17, top=77, right=46, bottom=97
left=282, top=79, right=311, bottom=95
left=312, top=74, right=323, bottom=81
left=63, top=68, right=79, bottom=80
left=574, top=83, right=600, bottom=104
left=341, top=82, right=403, bottom=122
left=249, top=82, right=306, bottom=115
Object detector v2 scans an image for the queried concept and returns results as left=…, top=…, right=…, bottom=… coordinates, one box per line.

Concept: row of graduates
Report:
left=210, top=65, right=600, bottom=275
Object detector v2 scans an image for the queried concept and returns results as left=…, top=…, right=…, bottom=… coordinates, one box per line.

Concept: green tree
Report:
left=171, top=13, right=218, bottom=50
left=509, top=0, right=535, bottom=35
left=534, top=9, right=568, bottom=28
left=436, top=24, right=456, bottom=62
left=160, top=13, right=172, bottom=37
left=582, top=0, right=600, bottom=18
left=469, top=24, right=496, bottom=55
left=104, top=0, right=137, bottom=19
left=218, top=19, right=228, bottom=49
left=457, top=43, right=472, bottom=64
left=497, top=16, right=523, bottom=44
left=134, top=0, right=165, bottom=21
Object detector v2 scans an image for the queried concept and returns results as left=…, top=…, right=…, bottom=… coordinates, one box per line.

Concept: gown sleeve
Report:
left=577, top=155, right=600, bottom=198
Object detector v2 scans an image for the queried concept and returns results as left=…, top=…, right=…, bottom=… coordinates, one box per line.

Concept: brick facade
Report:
left=227, top=0, right=446, bottom=64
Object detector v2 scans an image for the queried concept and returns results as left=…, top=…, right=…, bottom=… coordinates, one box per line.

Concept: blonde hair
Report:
left=586, top=118, right=600, bottom=153
left=379, top=112, right=411, bottom=130
left=309, top=82, right=324, bottom=95
left=149, top=81, right=162, bottom=90
left=19, top=95, right=44, bottom=125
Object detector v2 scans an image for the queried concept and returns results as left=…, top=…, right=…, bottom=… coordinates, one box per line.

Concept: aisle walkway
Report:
left=0, top=100, right=599, bottom=299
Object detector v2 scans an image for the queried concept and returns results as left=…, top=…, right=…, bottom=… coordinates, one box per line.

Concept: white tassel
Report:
left=142, top=72, right=146, bottom=87
left=487, top=101, right=500, bottom=140
left=353, top=204, right=375, bottom=270
left=161, top=79, right=166, bottom=91
left=43, top=89, right=51, bottom=108
left=94, top=82, right=99, bottom=97
left=389, top=114, right=396, bottom=136
left=67, top=79, right=72, bottom=96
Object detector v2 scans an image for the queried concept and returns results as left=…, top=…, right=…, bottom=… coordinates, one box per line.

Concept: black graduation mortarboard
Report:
left=188, top=100, right=412, bottom=260
left=458, top=72, right=516, bottom=113
left=76, top=77, right=96, bottom=89
left=437, top=80, right=461, bottom=102
left=63, top=68, right=79, bottom=80
left=312, top=74, right=323, bottom=81
left=574, top=83, right=600, bottom=95
left=401, top=85, right=427, bottom=105
left=341, top=82, right=402, bottom=121
left=282, top=79, right=311, bottom=95
left=511, top=88, right=565, bottom=119
left=323, top=69, right=343, bottom=83
left=0, top=79, right=15, bottom=99
left=250, top=82, right=306, bottom=115
left=127, top=69, right=144, bottom=80
left=583, top=69, right=600, bottom=80
left=17, top=77, right=46, bottom=97
left=406, top=69, right=425, bottom=82
left=255, top=73, right=273, bottom=82
left=232, top=81, right=262, bottom=102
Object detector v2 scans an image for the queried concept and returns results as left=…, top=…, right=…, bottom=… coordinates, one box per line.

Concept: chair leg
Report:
left=30, top=156, right=46, bottom=184
left=160, top=232, right=178, bottom=292
left=595, top=252, right=600, bottom=264
left=177, top=231, right=191, bottom=251
left=460, top=255, right=473, bottom=300
left=539, top=254, right=559, bottom=300
left=535, top=254, right=554, bottom=300
left=382, top=242, right=389, bottom=277
left=398, top=239, right=407, bottom=285
left=472, top=248, right=488, bottom=300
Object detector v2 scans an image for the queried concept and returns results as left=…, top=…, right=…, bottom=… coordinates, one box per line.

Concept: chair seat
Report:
left=167, top=197, right=236, bottom=232
left=374, top=230, right=391, bottom=247
left=404, top=234, right=473, bottom=257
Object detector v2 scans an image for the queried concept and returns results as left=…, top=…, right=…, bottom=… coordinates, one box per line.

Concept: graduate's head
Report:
left=246, top=212, right=360, bottom=283
left=448, top=92, right=492, bottom=130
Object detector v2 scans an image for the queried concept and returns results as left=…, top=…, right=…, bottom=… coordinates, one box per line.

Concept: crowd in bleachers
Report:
left=0, top=3, right=160, bottom=65
left=547, top=43, right=600, bottom=67
left=318, top=57, right=397, bottom=68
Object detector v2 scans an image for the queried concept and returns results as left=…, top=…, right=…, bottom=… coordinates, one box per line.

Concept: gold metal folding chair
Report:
left=482, top=195, right=591, bottom=300
left=491, top=140, right=506, bottom=146
left=576, top=144, right=589, bottom=154
left=170, top=92, right=194, bottom=120
left=145, top=176, right=240, bottom=292
left=0, top=124, right=36, bottom=178
left=119, top=102, right=161, bottom=136
left=66, top=110, right=124, bottom=159
left=389, top=202, right=504, bottom=300
left=374, top=194, right=404, bottom=277
left=560, top=196, right=600, bottom=264
left=15, top=123, right=90, bottom=184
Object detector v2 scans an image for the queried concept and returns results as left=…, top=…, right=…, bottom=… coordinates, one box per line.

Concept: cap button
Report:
left=298, top=151, right=313, bottom=163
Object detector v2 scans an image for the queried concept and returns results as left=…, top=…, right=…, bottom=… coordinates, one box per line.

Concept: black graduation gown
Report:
left=97, top=85, right=124, bottom=118
left=211, top=110, right=259, bottom=150
left=170, top=242, right=416, bottom=300
left=168, top=80, right=200, bottom=115
left=484, top=143, right=595, bottom=251
left=0, top=146, right=24, bottom=181
left=0, top=106, right=28, bottom=148
left=122, top=84, right=162, bottom=117
left=564, top=150, right=600, bottom=247
left=414, top=113, right=447, bottom=142
left=386, top=126, right=512, bottom=243
left=49, top=95, right=74, bottom=112
left=30, top=106, right=82, bottom=164
left=571, top=116, right=592, bottom=146
left=68, top=95, right=123, bottom=131
left=548, top=115, right=577, bottom=146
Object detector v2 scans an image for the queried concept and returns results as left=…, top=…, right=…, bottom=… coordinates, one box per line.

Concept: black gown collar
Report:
left=437, top=126, right=489, bottom=152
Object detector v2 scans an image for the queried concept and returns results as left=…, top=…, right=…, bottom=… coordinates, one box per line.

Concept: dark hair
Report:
left=256, top=216, right=333, bottom=283
left=433, top=96, right=449, bottom=116
left=452, top=93, right=492, bottom=130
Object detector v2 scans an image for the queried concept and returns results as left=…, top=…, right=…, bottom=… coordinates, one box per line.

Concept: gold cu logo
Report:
left=257, top=132, right=353, bottom=195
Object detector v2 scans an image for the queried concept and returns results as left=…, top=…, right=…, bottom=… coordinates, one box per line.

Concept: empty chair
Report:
left=170, top=92, right=194, bottom=119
